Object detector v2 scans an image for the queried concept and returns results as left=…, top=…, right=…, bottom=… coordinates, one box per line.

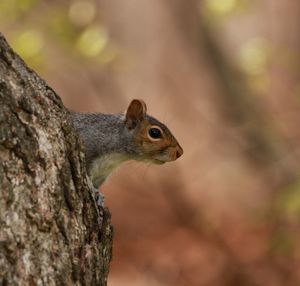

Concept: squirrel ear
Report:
left=125, top=99, right=147, bottom=129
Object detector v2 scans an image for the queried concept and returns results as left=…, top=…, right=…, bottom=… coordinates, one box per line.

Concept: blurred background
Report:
left=2, top=0, right=300, bottom=285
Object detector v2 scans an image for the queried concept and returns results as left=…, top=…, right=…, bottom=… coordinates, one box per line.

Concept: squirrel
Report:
left=71, top=99, right=183, bottom=205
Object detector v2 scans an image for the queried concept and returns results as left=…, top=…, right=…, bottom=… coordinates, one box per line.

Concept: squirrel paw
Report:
left=94, top=189, right=105, bottom=207
left=86, top=175, right=105, bottom=207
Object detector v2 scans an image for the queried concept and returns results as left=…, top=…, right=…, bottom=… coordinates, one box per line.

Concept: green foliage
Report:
left=267, top=177, right=300, bottom=255
left=49, top=9, right=79, bottom=46
left=0, top=0, right=38, bottom=20
left=277, top=178, right=300, bottom=219
left=203, top=0, right=252, bottom=19
left=270, top=228, right=295, bottom=255
left=76, top=25, right=108, bottom=57
left=0, top=0, right=118, bottom=70
left=11, top=30, right=44, bottom=62
left=238, top=38, right=270, bottom=93
left=238, top=38, right=270, bottom=76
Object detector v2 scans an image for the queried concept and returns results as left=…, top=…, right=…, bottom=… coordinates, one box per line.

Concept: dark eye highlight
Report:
left=148, top=127, right=162, bottom=139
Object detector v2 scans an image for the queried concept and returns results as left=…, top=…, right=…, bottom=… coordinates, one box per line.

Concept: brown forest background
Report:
left=1, top=0, right=300, bottom=285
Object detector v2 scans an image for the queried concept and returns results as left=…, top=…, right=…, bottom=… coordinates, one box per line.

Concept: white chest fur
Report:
left=89, top=153, right=129, bottom=188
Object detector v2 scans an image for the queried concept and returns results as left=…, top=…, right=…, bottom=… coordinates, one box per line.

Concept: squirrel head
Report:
left=124, top=99, right=183, bottom=164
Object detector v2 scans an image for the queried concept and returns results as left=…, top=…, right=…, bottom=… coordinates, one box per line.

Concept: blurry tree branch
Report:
left=0, top=33, right=112, bottom=285
left=168, top=0, right=298, bottom=188
left=200, top=20, right=299, bottom=189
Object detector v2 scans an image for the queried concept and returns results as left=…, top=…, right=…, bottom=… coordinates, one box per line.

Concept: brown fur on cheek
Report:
left=132, top=119, right=182, bottom=162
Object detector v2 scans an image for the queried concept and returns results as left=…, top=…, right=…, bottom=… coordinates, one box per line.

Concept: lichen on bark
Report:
left=0, top=33, right=112, bottom=286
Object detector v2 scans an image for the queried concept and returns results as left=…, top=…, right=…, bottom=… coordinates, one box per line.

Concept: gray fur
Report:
left=71, top=112, right=135, bottom=166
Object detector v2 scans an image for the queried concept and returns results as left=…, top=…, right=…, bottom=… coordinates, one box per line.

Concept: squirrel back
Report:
left=71, top=99, right=183, bottom=187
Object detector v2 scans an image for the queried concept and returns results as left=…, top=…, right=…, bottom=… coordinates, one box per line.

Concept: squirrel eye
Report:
left=148, top=127, right=162, bottom=139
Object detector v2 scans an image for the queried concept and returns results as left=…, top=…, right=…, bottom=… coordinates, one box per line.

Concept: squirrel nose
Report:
left=175, top=146, right=183, bottom=159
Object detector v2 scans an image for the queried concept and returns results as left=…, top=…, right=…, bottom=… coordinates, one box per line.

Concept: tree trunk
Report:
left=0, top=33, right=112, bottom=285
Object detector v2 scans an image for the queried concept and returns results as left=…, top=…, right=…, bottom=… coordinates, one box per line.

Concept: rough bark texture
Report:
left=0, top=33, right=113, bottom=285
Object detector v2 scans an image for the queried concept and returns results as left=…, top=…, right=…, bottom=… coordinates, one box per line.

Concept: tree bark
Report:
left=0, top=33, right=112, bottom=285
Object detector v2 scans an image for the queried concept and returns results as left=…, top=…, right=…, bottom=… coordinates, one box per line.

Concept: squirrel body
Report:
left=71, top=99, right=183, bottom=189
